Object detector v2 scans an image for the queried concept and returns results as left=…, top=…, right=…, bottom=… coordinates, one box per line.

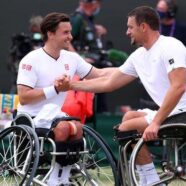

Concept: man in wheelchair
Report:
left=66, top=6, right=186, bottom=186
left=16, top=12, right=115, bottom=186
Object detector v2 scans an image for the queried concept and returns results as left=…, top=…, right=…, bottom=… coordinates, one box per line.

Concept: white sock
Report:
left=58, top=165, right=72, bottom=184
left=140, top=162, right=161, bottom=185
left=136, top=165, right=147, bottom=186
left=47, top=162, right=61, bottom=185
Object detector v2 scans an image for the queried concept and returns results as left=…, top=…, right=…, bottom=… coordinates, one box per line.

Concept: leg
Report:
left=119, top=111, right=164, bottom=185
left=130, top=123, right=186, bottom=186
left=119, top=111, right=152, bottom=164
left=122, top=110, right=147, bottom=122
left=50, top=120, right=83, bottom=185
left=53, top=120, right=83, bottom=141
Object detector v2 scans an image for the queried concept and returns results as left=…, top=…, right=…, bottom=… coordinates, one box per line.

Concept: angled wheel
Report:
left=129, top=124, right=186, bottom=186
left=0, top=125, right=39, bottom=186
left=70, top=125, right=119, bottom=186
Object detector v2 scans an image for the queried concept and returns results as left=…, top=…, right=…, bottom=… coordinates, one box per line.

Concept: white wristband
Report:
left=43, top=86, right=58, bottom=99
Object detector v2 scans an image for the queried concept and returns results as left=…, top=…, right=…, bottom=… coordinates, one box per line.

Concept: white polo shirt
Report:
left=119, top=35, right=186, bottom=115
left=17, top=48, right=92, bottom=116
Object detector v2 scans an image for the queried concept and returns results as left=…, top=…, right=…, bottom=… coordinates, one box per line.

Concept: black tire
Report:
left=0, top=125, right=39, bottom=186
left=70, top=125, right=119, bottom=186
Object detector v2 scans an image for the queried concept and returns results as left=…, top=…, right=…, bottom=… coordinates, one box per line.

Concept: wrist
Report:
left=151, top=120, right=161, bottom=126
left=43, top=86, right=58, bottom=99
left=69, top=83, right=73, bottom=90
left=54, top=85, right=59, bottom=94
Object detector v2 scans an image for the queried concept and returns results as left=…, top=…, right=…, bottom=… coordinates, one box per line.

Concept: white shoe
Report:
left=47, top=180, right=59, bottom=186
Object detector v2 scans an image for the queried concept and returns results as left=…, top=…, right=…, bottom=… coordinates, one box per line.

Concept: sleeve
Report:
left=74, top=53, right=93, bottom=79
left=163, top=39, right=186, bottom=73
left=17, top=55, right=37, bottom=88
left=118, top=54, right=138, bottom=78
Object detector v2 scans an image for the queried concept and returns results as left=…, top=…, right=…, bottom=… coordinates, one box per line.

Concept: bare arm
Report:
left=18, top=75, right=70, bottom=105
left=85, top=66, right=117, bottom=79
left=17, top=85, right=45, bottom=105
left=143, top=67, right=186, bottom=140
left=70, top=68, right=136, bottom=93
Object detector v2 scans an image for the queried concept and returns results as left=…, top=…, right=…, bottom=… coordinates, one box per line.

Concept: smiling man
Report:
left=16, top=12, right=115, bottom=186
left=67, top=6, right=186, bottom=185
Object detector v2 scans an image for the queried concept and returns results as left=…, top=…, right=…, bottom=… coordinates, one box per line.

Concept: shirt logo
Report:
left=64, top=64, right=69, bottom=70
left=22, top=64, right=32, bottom=71
left=169, top=58, right=175, bottom=65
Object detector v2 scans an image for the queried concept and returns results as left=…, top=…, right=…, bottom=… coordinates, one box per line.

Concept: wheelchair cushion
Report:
left=55, top=139, right=84, bottom=166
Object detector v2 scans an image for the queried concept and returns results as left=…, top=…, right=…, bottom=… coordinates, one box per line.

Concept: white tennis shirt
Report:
left=119, top=35, right=186, bottom=115
left=17, top=48, right=92, bottom=116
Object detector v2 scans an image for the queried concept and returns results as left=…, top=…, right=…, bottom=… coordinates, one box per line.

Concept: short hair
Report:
left=128, top=6, right=160, bottom=31
left=29, top=15, right=43, bottom=33
left=41, top=12, right=70, bottom=42
left=30, top=15, right=43, bottom=27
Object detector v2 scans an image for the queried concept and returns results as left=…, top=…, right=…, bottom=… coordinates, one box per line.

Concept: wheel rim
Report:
left=0, top=126, right=33, bottom=186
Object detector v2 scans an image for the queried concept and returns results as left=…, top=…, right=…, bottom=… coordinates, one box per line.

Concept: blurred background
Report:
left=0, top=0, right=186, bottom=112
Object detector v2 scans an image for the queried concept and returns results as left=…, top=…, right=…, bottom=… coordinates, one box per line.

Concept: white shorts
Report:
left=138, top=108, right=186, bottom=125
left=137, top=108, right=157, bottom=125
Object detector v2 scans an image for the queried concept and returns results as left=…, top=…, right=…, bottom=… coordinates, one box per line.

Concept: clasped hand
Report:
left=54, top=74, right=71, bottom=92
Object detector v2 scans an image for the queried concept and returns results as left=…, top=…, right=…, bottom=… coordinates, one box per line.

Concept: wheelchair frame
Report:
left=0, top=112, right=186, bottom=186
left=0, top=113, right=119, bottom=186
left=114, top=123, right=186, bottom=186
left=129, top=123, right=186, bottom=186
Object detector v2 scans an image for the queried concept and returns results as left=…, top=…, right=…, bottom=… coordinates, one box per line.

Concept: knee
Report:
left=53, top=120, right=83, bottom=142
left=122, top=111, right=136, bottom=122
left=53, top=121, right=70, bottom=141
left=69, top=121, right=83, bottom=140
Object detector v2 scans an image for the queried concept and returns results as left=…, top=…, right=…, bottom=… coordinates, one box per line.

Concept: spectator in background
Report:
left=8, top=15, right=43, bottom=93
left=70, top=0, right=107, bottom=53
left=70, top=0, right=109, bottom=113
left=29, top=15, right=43, bottom=33
left=29, top=15, right=44, bottom=49
left=156, top=0, right=186, bottom=45
left=70, top=0, right=128, bottom=113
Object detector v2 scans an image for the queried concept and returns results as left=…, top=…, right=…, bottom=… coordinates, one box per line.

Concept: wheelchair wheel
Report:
left=129, top=123, right=186, bottom=186
left=70, top=125, right=119, bottom=186
left=0, top=125, right=39, bottom=186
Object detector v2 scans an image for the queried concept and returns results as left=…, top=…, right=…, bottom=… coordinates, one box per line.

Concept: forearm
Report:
left=97, top=67, right=117, bottom=77
left=18, top=89, right=45, bottom=105
left=86, top=67, right=117, bottom=79
left=18, top=85, right=58, bottom=105
left=152, top=85, right=185, bottom=125
left=70, top=77, right=112, bottom=93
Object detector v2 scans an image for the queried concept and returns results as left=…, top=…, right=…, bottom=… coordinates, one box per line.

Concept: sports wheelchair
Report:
left=114, top=122, right=186, bottom=186
left=0, top=113, right=119, bottom=186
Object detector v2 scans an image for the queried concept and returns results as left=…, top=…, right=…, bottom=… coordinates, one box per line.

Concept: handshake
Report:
left=54, top=74, right=72, bottom=93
